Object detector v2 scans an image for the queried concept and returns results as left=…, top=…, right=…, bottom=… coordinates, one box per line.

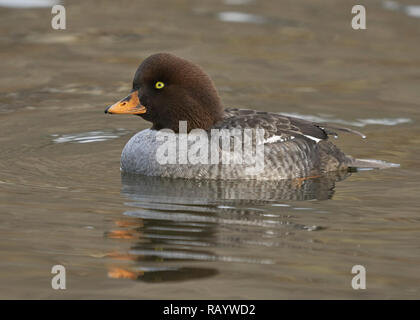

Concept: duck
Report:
left=105, top=53, right=398, bottom=180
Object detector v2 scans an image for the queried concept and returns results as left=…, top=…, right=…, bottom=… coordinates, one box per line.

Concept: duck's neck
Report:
left=150, top=106, right=224, bottom=133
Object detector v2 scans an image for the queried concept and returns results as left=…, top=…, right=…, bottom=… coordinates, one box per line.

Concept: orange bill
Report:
left=104, top=91, right=146, bottom=114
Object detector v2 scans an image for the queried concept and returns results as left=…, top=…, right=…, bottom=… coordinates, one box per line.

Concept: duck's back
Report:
left=214, top=108, right=353, bottom=178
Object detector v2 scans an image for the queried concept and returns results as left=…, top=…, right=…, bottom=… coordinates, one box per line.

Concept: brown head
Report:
left=105, top=53, right=224, bottom=132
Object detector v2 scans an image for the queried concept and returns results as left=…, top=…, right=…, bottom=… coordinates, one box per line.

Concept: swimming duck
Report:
left=105, top=53, right=397, bottom=180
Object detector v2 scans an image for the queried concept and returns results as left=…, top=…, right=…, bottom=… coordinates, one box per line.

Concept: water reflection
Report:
left=105, top=171, right=349, bottom=282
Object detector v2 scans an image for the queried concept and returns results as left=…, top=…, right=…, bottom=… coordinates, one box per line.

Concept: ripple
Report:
left=383, top=0, right=420, bottom=19
left=0, top=0, right=59, bottom=8
left=223, top=0, right=254, bottom=5
left=125, top=209, right=294, bottom=229
left=41, top=85, right=103, bottom=95
left=405, top=6, right=420, bottom=18
left=217, top=11, right=267, bottom=24
left=102, top=173, right=346, bottom=283
left=128, top=249, right=274, bottom=264
left=108, top=266, right=219, bottom=282
left=52, top=129, right=129, bottom=144
left=280, top=112, right=412, bottom=128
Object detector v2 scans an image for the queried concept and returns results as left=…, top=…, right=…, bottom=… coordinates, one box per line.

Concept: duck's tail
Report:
left=348, top=158, right=400, bottom=170
left=316, top=124, right=400, bottom=171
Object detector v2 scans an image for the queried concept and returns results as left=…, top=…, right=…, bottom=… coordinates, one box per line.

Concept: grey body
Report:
left=120, top=108, right=355, bottom=180
left=121, top=129, right=323, bottom=180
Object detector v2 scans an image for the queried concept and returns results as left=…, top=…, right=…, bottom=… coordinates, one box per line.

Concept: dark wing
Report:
left=216, top=108, right=326, bottom=144
left=219, top=108, right=365, bottom=143
left=211, top=108, right=364, bottom=176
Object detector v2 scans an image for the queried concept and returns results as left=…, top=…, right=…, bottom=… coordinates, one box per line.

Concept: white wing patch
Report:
left=303, top=134, right=322, bottom=143
left=264, top=134, right=323, bottom=144
left=263, top=135, right=295, bottom=144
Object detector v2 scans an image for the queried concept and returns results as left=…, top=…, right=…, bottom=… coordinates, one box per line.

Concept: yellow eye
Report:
left=155, top=81, right=165, bottom=89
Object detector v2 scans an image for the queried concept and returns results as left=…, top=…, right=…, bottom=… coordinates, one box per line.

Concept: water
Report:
left=1, top=0, right=420, bottom=299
